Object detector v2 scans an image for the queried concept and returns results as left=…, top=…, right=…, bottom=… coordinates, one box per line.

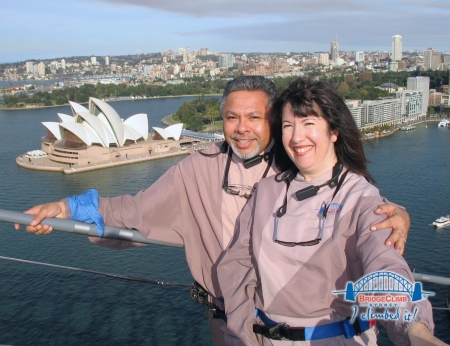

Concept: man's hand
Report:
left=14, top=201, right=67, bottom=235
left=370, top=203, right=410, bottom=255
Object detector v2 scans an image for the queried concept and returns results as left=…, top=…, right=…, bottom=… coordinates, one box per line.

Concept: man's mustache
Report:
left=231, top=135, right=258, bottom=141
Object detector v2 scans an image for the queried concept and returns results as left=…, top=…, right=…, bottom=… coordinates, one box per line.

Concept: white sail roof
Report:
left=42, top=122, right=63, bottom=140
left=59, top=123, right=99, bottom=146
left=89, top=98, right=125, bottom=146
left=69, top=101, right=89, bottom=115
left=57, top=113, right=76, bottom=123
left=77, top=111, right=116, bottom=148
left=166, top=124, right=183, bottom=141
left=123, top=113, right=149, bottom=140
left=40, top=98, right=169, bottom=149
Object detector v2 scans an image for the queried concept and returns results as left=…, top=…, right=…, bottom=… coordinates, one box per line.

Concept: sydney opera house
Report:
left=17, top=97, right=195, bottom=173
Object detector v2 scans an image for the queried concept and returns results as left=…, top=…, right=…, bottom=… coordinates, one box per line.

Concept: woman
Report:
left=217, top=79, right=444, bottom=345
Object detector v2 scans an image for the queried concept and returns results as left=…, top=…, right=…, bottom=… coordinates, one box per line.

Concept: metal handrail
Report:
left=0, top=208, right=183, bottom=248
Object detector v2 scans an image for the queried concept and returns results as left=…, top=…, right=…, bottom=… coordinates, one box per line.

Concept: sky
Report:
left=1, top=0, right=449, bottom=63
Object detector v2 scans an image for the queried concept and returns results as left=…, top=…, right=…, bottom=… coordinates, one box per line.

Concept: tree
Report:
left=205, top=107, right=220, bottom=126
left=174, top=102, right=196, bottom=123
left=55, top=96, right=68, bottom=105
left=337, top=82, right=350, bottom=93
left=186, top=113, right=205, bottom=131
left=359, top=72, right=373, bottom=83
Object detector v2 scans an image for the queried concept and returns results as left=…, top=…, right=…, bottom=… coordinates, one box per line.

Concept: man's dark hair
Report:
left=272, top=78, right=374, bottom=182
left=220, top=76, right=277, bottom=114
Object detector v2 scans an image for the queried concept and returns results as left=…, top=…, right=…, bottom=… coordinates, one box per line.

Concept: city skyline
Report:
left=2, top=0, right=449, bottom=63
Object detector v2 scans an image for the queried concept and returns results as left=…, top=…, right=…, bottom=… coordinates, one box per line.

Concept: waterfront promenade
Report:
left=362, top=116, right=447, bottom=140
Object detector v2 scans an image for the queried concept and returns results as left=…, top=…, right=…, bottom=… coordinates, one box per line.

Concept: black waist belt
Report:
left=189, top=281, right=226, bottom=321
left=254, top=309, right=376, bottom=341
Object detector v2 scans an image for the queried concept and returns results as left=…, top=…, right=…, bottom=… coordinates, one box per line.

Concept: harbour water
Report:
left=0, top=99, right=449, bottom=345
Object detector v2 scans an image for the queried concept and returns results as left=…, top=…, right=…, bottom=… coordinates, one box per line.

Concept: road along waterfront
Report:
left=0, top=98, right=449, bottom=344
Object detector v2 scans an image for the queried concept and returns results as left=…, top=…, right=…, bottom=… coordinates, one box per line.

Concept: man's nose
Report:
left=235, top=118, right=250, bottom=133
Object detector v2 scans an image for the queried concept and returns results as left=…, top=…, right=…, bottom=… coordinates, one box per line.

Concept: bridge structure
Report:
left=333, top=271, right=434, bottom=302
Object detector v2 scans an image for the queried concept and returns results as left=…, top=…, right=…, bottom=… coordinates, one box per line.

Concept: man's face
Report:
left=222, top=90, right=271, bottom=160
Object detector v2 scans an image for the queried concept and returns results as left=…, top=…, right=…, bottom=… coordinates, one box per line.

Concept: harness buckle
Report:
left=267, top=324, right=282, bottom=340
left=189, top=282, right=227, bottom=321
left=189, top=282, right=209, bottom=304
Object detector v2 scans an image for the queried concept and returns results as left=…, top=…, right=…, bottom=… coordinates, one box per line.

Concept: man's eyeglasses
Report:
left=222, top=147, right=273, bottom=199
left=223, top=184, right=255, bottom=200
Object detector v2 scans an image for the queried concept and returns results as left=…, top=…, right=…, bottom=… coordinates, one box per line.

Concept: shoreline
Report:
left=13, top=117, right=446, bottom=174
left=362, top=118, right=443, bottom=140
left=161, top=114, right=173, bottom=126
left=0, top=93, right=221, bottom=111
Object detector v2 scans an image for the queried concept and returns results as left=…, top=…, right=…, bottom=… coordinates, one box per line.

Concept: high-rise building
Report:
left=355, top=52, right=364, bottom=62
left=388, top=61, right=398, bottom=72
left=61, top=59, right=66, bottom=70
left=91, top=56, right=97, bottom=65
left=395, top=90, right=423, bottom=118
left=330, top=39, right=339, bottom=61
left=50, top=61, right=58, bottom=74
left=407, top=76, right=430, bottom=114
left=391, top=35, right=402, bottom=61
left=423, top=48, right=434, bottom=70
left=104, top=56, right=110, bottom=66
left=218, top=54, right=235, bottom=69
left=26, top=61, right=34, bottom=73
left=319, top=53, right=329, bottom=65
left=431, top=52, right=442, bottom=70
left=37, top=62, right=46, bottom=76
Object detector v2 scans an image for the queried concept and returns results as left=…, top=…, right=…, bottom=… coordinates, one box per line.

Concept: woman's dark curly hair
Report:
left=271, top=78, right=374, bottom=183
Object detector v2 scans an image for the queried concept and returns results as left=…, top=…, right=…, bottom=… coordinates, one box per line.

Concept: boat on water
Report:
left=438, top=119, right=450, bottom=127
left=432, top=215, right=450, bottom=228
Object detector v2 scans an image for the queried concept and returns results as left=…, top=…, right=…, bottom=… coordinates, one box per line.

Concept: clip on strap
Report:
left=68, top=189, right=105, bottom=236
left=189, top=282, right=226, bottom=321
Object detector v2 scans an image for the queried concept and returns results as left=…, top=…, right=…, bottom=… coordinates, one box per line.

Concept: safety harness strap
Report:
left=189, top=281, right=226, bottom=321
left=254, top=310, right=376, bottom=341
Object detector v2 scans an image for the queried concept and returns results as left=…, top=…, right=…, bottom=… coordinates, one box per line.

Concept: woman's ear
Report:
left=331, top=130, right=338, bottom=143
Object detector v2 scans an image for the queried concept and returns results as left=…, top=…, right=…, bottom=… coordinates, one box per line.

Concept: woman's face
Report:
left=282, top=103, right=338, bottom=180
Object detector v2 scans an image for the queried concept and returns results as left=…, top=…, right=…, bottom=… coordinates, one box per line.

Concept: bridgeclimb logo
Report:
left=319, top=202, right=342, bottom=215
left=332, top=271, right=433, bottom=323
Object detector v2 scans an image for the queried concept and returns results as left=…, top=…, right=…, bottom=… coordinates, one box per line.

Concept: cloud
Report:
left=169, top=2, right=450, bottom=51
left=90, top=0, right=373, bottom=17
left=2, top=0, right=449, bottom=62
left=90, top=0, right=450, bottom=19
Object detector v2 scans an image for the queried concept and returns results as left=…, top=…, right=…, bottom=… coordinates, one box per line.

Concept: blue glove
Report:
left=67, top=189, right=105, bottom=236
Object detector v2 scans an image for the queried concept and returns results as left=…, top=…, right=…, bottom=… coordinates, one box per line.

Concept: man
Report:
left=17, top=76, right=410, bottom=345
